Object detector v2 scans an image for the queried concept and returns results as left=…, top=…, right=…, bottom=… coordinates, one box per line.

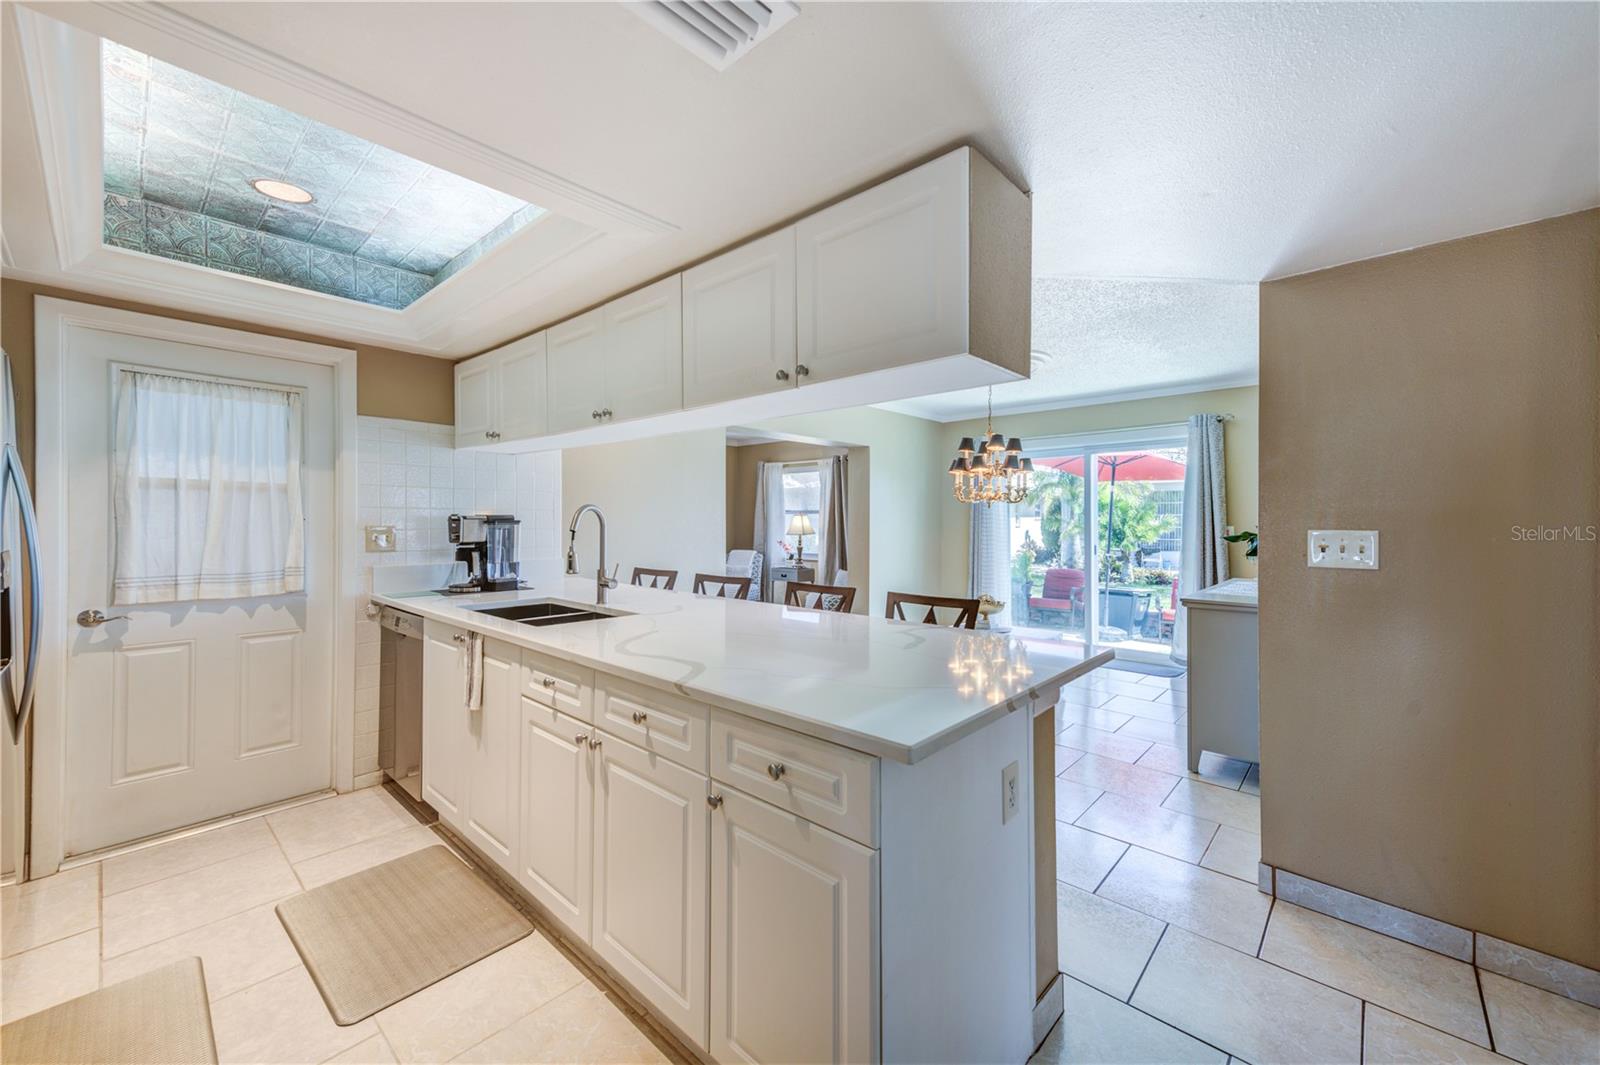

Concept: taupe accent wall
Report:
left=1259, top=209, right=1599, bottom=968
left=1, top=279, right=455, bottom=475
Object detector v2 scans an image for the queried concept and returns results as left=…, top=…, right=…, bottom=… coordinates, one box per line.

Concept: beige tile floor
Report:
left=0, top=788, right=685, bottom=1064
left=1033, top=665, right=1600, bottom=1065
left=3, top=664, right=1595, bottom=1064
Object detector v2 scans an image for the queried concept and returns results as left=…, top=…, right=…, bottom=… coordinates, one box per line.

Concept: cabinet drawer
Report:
left=522, top=649, right=594, bottom=722
left=710, top=713, right=877, bottom=847
left=596, top=677, right=707, bottom=773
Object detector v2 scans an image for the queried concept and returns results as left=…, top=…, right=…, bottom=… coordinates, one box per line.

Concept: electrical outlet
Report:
left=1307, top=530, right=1379, bottom=570
left=365, top=525, right=397, bottom=553
left=1001, top=761, right=1020, bottom=824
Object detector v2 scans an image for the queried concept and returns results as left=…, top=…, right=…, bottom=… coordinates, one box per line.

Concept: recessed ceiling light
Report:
left=250, top=178, right=314, bottom=204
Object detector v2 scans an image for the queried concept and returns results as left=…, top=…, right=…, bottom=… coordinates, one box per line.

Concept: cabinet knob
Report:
left=767, top=762, right=787, bottom=781
left=795, top=364, right=810, bottom=378
left=592, top=410, right=602, bottom=420
left=631, top=710, right=648, bottom=724
left=541, top=677, right=557, bottom=690
left=601, top=408, right=613, bottom=419
left=574, top=732, right=588, bottom=746
left=589, top=736, right=602, bottom=750
left=452, top=633, right=466, bottom=644
left=707, top=793, right=723, bottom=809
left=775, top=369, right=790, bottom=381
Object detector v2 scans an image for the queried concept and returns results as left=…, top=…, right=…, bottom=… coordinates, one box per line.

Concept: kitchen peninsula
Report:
left=372, top=574, right=1110, bottom=1064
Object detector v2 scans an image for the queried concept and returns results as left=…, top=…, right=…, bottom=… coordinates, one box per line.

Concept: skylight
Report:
left=99, top=40, right=544, bottom=309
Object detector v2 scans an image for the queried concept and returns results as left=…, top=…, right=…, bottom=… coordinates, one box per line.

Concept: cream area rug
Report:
left=0, top=957, right=217, bottom=1064
left=276, top=844, right=533, bottom=1025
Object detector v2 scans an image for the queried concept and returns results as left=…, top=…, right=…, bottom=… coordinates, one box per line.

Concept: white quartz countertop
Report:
left=1181, top=577, right=1259, bottom=610
left=373, top=577, right=1111, bottom=764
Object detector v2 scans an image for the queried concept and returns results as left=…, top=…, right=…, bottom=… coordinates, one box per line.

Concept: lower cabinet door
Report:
left=518, top=699, right=593, bottom=944
left=592, top=732, right=710, bottom=1051
left=710, top=788, right=878, bottom=1065
left=420, top=621, right=466, bottom=828
left=463, top=639, right=518, bottom=871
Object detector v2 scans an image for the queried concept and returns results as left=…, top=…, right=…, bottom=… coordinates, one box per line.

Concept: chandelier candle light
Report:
left=949, top=387, right=1033, bottom=505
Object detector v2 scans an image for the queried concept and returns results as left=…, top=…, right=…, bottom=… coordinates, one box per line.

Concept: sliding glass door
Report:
left=1006, top=428, right=1188, bottom=662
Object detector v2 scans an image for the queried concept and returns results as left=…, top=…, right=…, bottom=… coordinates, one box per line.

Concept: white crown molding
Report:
left=53, top=1, right=677, bottom=237
left=877, top=371, right=1261, bottom=424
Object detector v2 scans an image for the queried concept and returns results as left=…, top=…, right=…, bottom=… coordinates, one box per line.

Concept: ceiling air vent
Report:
left=631, top=2, right=800, bottom=71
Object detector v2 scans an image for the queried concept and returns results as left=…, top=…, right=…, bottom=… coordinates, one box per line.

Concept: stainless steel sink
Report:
left=468, top=600, right=624, bottom=627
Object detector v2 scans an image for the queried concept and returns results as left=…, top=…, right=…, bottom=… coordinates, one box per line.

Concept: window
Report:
left=112, top=368, right=305, bottom=604
left=780, top=465, right=821, bottom=561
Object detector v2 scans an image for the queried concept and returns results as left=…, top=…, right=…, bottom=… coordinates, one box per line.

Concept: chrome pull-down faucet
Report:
left=566, top=504, right=618, bottom=604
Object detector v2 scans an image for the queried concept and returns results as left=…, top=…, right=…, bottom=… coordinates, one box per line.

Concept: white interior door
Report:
left=62, top=328, right=335, bottom=856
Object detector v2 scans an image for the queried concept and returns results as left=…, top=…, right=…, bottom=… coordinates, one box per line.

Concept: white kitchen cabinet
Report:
left=592, top=732, right=709, bottom=1049
left=796, top=146, right=1028, bottom=387
left=453, top=332, right=547, bottom=447
left=605, top=275, right=683, bottom=422
left=683, top=228, right=797, bottom=408
left=420, top=621, right=466, bottom=827
left=517, top=699, right=593, bottom=944
left=462, top=639, right=519, bottom=870
left=710, top=786, right=879, bottom=1065
left=546, top=308, right=608, bottom=434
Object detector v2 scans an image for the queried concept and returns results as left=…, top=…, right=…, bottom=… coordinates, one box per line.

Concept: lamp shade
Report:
left=956, top=437, right=976, bottom=455
left=786, top=513, right=816, bottom=537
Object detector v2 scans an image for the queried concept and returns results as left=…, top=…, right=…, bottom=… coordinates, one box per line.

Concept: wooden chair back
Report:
left=783, top=582, right=856, bottom=613
left=693, top=573, right=752, bottom=599
left=630, top=567, right=678, bottom=591
left=884, top=591, right=980, bottom=629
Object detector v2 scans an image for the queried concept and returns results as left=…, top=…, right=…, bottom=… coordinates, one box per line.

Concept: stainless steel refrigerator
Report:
left=1, top=352, right=41, bottom=883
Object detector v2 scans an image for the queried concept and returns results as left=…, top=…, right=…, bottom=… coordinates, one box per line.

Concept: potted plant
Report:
left=1223, top=530, right=1259, bottom=558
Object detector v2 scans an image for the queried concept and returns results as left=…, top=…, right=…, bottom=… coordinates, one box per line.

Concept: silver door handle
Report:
left=76, top=609, right=129, bottom=628
left=767, top=762, right=787, bottom=781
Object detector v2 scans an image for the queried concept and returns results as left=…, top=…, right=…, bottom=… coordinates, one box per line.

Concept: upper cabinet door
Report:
left=605, top=275, right=683, bottom=423
left=454, top=356, right=498, bottom=448
left=682, top=228, right=797, bottom=409
left=496, top=333, right=547, bottom=441
left=547, top=308, right=608, bottom=435
left=796, top=150, right=970, bottom=384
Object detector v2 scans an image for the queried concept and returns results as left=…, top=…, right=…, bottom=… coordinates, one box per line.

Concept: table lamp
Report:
left=785, top=514, right=815, bottom=563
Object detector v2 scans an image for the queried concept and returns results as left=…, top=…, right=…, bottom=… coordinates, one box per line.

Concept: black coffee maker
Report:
left=447, top=513, right=521, bottom=592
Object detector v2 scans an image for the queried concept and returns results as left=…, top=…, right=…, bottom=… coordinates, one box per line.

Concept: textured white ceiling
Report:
left=8, top=2, right=1596, bottom=373
left=883, top=278, right=1259, bottom=421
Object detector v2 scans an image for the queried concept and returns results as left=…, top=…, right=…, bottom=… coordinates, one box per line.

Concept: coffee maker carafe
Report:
left=447, top=513, right=521, bottom=592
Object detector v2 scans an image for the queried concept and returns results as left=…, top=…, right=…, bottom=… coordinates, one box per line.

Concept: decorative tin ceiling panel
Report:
left=100, top=40, right=544, bottom=308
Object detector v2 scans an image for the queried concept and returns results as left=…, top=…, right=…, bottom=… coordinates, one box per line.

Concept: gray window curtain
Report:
left=968, top=501, right=1011, bottom=628
left=816, top=455, right=849, bottom=585
left=1173, top=413, right=1229, bottom=663
left=751, top=461, right=785, bottom=601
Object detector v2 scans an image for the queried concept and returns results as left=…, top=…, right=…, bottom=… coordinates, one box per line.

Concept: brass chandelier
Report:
left=948, top=387, right=1033, bottom=505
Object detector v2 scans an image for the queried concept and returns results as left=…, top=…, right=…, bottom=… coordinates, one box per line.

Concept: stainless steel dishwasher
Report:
left=378, top=605, right=426, bottom=809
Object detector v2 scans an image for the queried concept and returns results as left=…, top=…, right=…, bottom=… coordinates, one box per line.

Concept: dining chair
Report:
left=630, top=567, right=678, bottom=591
left=693, top=573, right=753, bottom=599
left=783, top=581, right=856, bottom=613
left=884, top=591, right=980, bottom=629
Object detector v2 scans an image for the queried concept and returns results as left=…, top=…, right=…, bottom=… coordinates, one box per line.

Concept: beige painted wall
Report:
left=937, top=386, right=1260, bottom=596
left=725, top=440, right=870, bottom=610
left=1259, top=209, right=1599, bottom=968
left=561, top=429, right=728, bottom=587
left=748, top=406, right=948, bottom=617
left=0, top=279, right=455, bottom=477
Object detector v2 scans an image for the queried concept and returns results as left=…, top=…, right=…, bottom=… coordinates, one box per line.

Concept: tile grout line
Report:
left=435, top=977, right=591, bottom=1063
left=1090, top=837, right=1133, bottom=895
left=1123, top=922, right=1169, bottom=1005
left=1359, top=999, right=1366, bottom=1063
left=1256, top=895, right=1275, bottom=958
left=263, top=818, right=308, bottom=894
left=1473, top=964, right=1497, bottom=1053
left=100, top=838, right=282, bottom=902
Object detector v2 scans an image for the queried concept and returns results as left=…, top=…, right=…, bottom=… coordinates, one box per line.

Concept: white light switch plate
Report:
left=1307, top=530, right=1379, bottom=570
left=365, top=525, right=397, bottom=553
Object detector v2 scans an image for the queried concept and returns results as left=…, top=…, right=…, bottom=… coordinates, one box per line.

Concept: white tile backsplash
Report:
left=351, top=416, right=561, bottom=784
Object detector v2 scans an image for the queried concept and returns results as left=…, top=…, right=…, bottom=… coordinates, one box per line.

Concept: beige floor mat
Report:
left=1, top=956, right=217, bottom=1064
left=276, top=844, right=532, bottom=1025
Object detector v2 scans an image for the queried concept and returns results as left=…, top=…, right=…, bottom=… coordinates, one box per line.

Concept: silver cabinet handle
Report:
left=452, top=633, right=467, bottom=644
left=601, top=408, right=613, bottom=419
left=1, top=442, right=40, bottom=743
left=592, top=410, right=602, bottom=420
left=767, top=762, right=786, bottom=781
left=575, top=731, right=588, bottom=746
left=775, top=369, right=790, bottom=381
left=795, top=364, right=810, bottom=378
left=76, top=609, right=129, bottom=628
left=541, top=677, right=557, bottom=689
left=631, top=710, right=648, bottom=724
left=588, top=735, right=602, bottom=750
left=707, top=793, right=723, bottom=809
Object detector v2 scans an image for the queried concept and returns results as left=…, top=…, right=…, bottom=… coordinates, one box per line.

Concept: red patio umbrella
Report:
left=1036, top=452, right=1188, bottom=584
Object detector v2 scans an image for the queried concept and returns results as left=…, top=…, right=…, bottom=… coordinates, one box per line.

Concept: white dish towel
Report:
left=463, top=632, right=484, bottom=712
